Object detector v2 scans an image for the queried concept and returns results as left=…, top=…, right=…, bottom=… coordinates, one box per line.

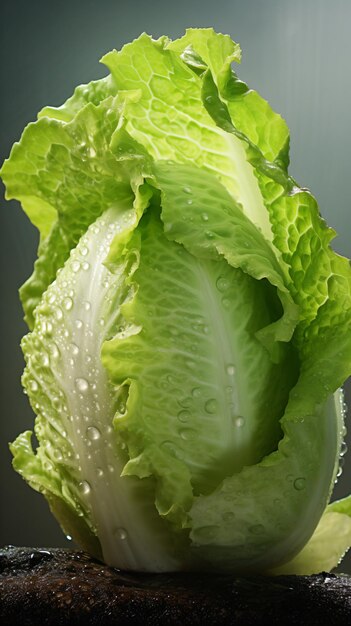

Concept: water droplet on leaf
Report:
left=234, top=416, right=244, bottom=428
left=55, top=307, right=63, bottom=321
left=205, top=398, right=217, bottom=414
left=29, top=380, right=39, bottom=392
left=293, top=477, right=306, bottom=491
left=179, top=428, right=196, bottom=441
left=50, top=343, right=60, bottom=359
left=79, top=480, right=91, bottom=495
left=115, top=527, right=128, bottom=540
left=75, top=378, right=89, bottom=393
left=63, top=297, right=73, bottom=311
left=87, top=426, right=101, bottom=441
left=223, top=511, right=235, bottom=522
left=216, top=276, right=230, bottom=292
left=340, top=441, right=348, bottom=456
left=249, top=524, right=264, bottom=535
left=177, top=410, right=190, bottom=423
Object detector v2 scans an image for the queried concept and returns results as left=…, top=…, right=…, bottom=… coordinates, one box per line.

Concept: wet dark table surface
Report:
left=1, top=546, right=351, bottom=625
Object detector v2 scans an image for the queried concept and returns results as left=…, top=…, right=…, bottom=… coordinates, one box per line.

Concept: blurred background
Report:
left=1, top=0, right=351, bottom=571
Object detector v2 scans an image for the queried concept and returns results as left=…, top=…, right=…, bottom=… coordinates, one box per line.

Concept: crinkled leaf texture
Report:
left=2, top=28, right=351, bottom=574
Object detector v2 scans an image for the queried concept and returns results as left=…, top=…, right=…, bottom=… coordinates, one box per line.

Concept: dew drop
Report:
left=161, top=440, right=179, bottom=458
left=66, top=535, right=72, bottom=541
left=234, top=416, right=245, bottom=428
left=75, top=319, right=83, bottom=329
left=216, top=276, right=230, bottom=292
left=79, top=480, right=91, bottom=495
left=55, top=307, right=63, bottom=321
left=29, top=380, right=39, bottom=392
left=63, top=297, right=73, bottom=311
left=177, top=410, right=190, bottom=423
left=192, top=387, right=201, bottom=398
left=107, top=464, right=115, bottom=473
left=249, top=524, right=264, bottom=535
left=75, top=378, right=89, bottom=393
left=41, top=354, right=50, bottom=367
left=71, top=260, right=81, bottom=273
left=183, top=186, right=192, bottom=195
left=50, top=343, right=60, bottom=359
left=226, top=364, right=235, bottom=376
left=293, top=477, right=306, bottom=491
left=87, top=426, right=101, bottom=441
left=205, top=398, right=217, bottom=414
left=96, top=468, right=104, bottom=478
left=222, top=297, right=230, bottom=309
left=201, top=212, right=209, bottom=221
left=81, top=246, right=88, bottom=256
left=54, top=449, right=63, bottom=461
left=195, top=525, right=217, bottom=540
left=48, top=294, right=56, bottom=305
left=82, top=261, right=90, bottom=271
left=115, top=527, right=128, bottom=540
left=83, top=301, right=91, bottom=311
left=70, top=343, right=80, bottom=356
left=340, top=441, right=348, bottom=457
left=179, top=428, right=196, bottom=441
left=205, top=95, right=213, bottom=104
left=179, top=397, right=192, bottom=409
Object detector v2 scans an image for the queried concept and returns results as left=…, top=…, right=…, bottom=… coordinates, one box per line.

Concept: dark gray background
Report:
left=1, top=0, right=351, bottom=571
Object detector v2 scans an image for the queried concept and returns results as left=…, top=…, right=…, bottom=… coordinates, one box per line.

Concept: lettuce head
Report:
left=2, top=29, right=351, bottom=574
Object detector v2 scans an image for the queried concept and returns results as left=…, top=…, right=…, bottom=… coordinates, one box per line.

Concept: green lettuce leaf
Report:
left=13, top=207, right=187, bottom=571
left=1, top=96, right=139, bottom=328
left=169, top=27, right=289, bottom=167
